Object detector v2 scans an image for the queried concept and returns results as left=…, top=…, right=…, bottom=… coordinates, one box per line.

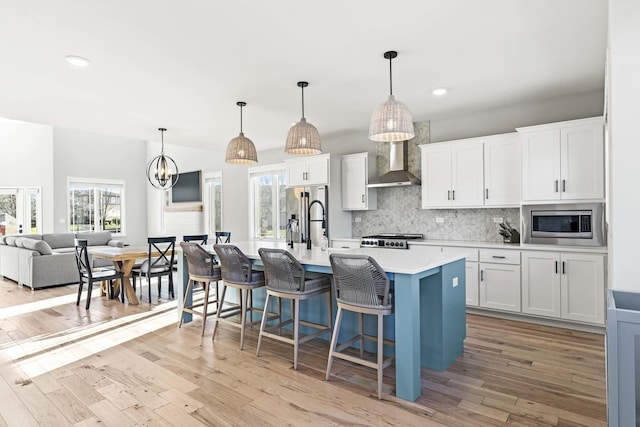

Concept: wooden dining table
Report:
left=90, top=246, right=160, bottom=305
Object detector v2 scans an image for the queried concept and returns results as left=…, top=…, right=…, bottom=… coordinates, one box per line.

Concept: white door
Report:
left=521, top=251, right=561, bottom=318
left=341, top=154, right=366, bottom=210
left=304, top=156, right=329, bottom=186
left=521, top=129, right=561, bottom=201
left=451, top=142, right=484, bottom=206
left=560, top=124, right=605, bottom=200
left=479, top=263, right=521, bottom=312
left=560, top=253, right=605, bottom=324
left=0, top=187, right=42, bottom=235
left=421, top=145, right=452, bottom=208
left=484, top=134, right=520, bottom=206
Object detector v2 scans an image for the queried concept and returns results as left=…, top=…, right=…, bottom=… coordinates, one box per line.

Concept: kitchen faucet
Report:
left=307, top=199, right=326, bottom=250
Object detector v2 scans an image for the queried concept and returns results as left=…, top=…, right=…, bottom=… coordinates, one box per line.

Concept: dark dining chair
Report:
left=215, top=231, right=231, bottom=244
left=183, top=234, right=209, bottom=244
left=132, top=236, right=176, bottom=302
left=74, top=239, right=124, bottom=309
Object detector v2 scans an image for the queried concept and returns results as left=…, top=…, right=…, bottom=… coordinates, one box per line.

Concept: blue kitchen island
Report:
left=178, top=241, right=466, bottom=402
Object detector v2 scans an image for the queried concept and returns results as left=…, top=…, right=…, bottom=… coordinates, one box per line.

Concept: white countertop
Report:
left=206, top=241, right=465, bottom=275
left=332, top=237, right=608, bottom=254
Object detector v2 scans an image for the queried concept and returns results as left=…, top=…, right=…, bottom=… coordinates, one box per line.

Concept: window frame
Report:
left=67, top=177, right=126, bottom=237
left=248, top=163, right=286, bottom=242
left=203, top=171, right=223, bottom=235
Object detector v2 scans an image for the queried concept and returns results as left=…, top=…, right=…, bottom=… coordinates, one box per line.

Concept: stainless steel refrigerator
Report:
left=286, top=185, right=328, bottom=248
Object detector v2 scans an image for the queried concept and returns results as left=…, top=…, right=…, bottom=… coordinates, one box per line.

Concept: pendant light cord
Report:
left=301, top=84, right=305, bottom=119
left=389, top=55, right=393, bottom=96
left=239, top=104, right=243, bottom=133
left=159, top=128, right=166, bottom=154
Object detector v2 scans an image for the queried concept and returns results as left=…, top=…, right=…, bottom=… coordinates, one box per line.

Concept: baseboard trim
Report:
left=466, top=307, right=605, bottom=334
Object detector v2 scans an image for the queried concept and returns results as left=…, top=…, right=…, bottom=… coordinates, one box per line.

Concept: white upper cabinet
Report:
left=341, top=152, right=377, bottom=210
left=483, top=133, right=520, bottom=206
left=421, top=143, right=454, bottom=207
left=421, top=133, right=519, bottom=209
left=421, top=141, right=483, bottom=208
left=285, top=154, right=330, bottom=187
left=518, top=117, right=604, bottom=203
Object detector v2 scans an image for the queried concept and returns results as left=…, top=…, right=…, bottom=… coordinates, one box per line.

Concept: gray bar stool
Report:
left=179, top=242, right=221, bottom=335
left=212, top=244, right=265, bottom=350
left=326, top=253, right=394, bottom=399
left=256, top=248, right=332, bottom=370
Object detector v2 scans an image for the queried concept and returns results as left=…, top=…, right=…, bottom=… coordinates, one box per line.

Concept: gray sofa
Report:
left=0, top=231, right=124, bottom=290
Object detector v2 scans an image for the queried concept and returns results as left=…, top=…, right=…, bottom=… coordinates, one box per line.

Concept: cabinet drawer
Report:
left=331, top=239, right=360, bottom=249
left=441, top=246, right=479, bottom=262
left=480, top=249, right=520, bottom=265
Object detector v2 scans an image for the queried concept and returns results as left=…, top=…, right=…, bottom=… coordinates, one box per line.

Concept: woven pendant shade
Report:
left=285, top=117, right=321, bottom=155
left=368, top=94, right=415, bottom=142
left=368, top=51, right=415, bottom=142
left=225, top=101, right=258, bottom=164
left=226, top=132, right=258, bottom=164
left=284, top=81, right=322, bottom=155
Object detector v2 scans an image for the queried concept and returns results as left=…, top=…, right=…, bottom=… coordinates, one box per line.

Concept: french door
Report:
left=0, top=187, right=42, bottom=235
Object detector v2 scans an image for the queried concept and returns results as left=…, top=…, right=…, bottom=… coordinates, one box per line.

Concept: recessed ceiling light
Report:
left=432, top=88, right=448, bottom=96
left=65, top=55, right=90, bottom=67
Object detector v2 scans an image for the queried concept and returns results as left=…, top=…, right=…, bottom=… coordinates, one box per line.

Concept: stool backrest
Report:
left=180, top=242, right=218, bottom=278
left=329, top=254, right=391, bottom=308
left=183, top=234, right=208, bottom=244
left=215, top=231, right=231, bottom=244
left=258, top=248, right=305, bottom=292
left=213, top=244, right=252, bottom=283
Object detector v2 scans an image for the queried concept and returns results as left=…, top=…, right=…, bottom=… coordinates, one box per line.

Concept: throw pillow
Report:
left=22, top=239, right=53, bottom=255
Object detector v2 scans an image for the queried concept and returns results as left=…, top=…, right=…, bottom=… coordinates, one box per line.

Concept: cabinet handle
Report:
left=562, top=261, right=566, bottom=274
left=562, top=179, right=566, bottom=192
left=486, top=188, right=489, bottom=199
left=447, top=190, right=451, bottom=200
left=361, top=194, right=365, bottom=203
left=480, top=270, right=484, bottom=281
left=555, top=261, right=558, bottom=274
left=492, top=255, right=506, bottom=259
left=452, top=190, right=455, bottom=200
left=555, top=180, right=559, bottom=192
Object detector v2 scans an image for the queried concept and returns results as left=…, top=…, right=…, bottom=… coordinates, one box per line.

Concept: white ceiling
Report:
left=0, top=0, right=607, bottom=152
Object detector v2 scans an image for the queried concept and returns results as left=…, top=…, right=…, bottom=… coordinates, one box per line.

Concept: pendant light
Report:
left=285, top=81, right=322, bottom=155
left=226, top=101, right=258, bottom=164
left=146, top=128, right=179, bottom=189
left=368, top=50, right=415, bottom=142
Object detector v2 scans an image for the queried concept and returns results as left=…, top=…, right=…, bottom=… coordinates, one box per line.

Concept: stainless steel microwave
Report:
left=522, top=203, right=605, bottom=246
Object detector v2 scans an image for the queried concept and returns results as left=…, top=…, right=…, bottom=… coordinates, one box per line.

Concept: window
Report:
left=68, top=178, right=125, bottom=235
left=249, top=164, right=287, bottom=241
left=0, top=187, right=41, bottom=235
left=204, top=172, right=223, bottom=234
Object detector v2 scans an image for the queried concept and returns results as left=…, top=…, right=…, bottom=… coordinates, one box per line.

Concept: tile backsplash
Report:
left=351, top=186, right=520, bottom=242
left=352, top=120, right=521, bottom=243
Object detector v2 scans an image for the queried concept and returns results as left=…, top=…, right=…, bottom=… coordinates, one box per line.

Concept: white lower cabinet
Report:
left=479, top=249, right=521, bottom=313
left=522, top=251, right=605, bottom=325
left=441, top=247, right=480, bottom=307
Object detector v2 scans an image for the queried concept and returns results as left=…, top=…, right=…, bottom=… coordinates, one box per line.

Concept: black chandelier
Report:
left=146, top=128, right=179, bottom=189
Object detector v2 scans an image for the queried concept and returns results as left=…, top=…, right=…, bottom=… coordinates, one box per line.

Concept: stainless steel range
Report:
left=360, top=233, right=424, bottom=249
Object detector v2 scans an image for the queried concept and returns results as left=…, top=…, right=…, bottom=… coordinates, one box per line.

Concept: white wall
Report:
left=52, top=127, right=147, bottom=244
left=146, top=141, right=226, bottom=242
left=0, top=118, right=54, bottom=233
left=429, top=90, right=604, bottom=143
left=608, top=0, right=640, bottom=291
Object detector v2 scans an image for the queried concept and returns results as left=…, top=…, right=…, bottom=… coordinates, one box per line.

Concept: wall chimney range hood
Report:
left=367, top=140, right=421, bottom=188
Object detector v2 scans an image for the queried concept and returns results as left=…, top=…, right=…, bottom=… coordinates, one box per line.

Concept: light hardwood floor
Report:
left=0, top=277, right=606, bottom=426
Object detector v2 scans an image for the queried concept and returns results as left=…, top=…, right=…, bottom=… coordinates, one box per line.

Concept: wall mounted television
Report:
left=171, top=170, right=202, bottom=203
